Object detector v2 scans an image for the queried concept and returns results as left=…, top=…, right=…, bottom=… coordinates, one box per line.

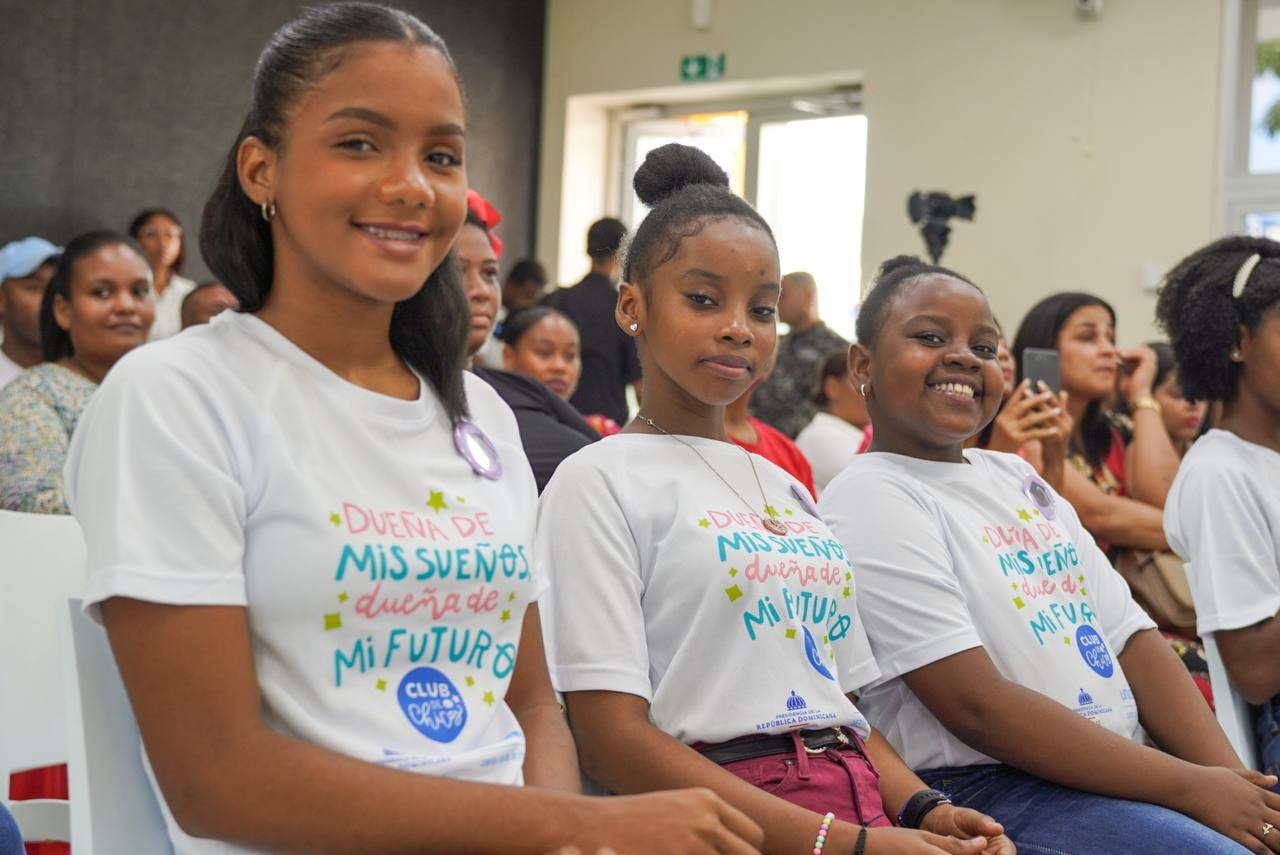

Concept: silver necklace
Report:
left=638, top=414, right=789, bottom=536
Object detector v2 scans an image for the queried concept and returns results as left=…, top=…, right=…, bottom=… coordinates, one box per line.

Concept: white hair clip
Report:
left=1233, top=253, right=1262, bottom=299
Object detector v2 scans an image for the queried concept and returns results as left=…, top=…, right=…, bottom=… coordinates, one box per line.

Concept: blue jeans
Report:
left=918, top=764, right=1249, bottom=855
left=0, top=802, right=23, bottom=855
left=1257, top=696, right=1280, bottom=792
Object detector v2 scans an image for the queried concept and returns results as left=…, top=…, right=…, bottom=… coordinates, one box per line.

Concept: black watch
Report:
left=897, top=788, right=952, bottom=829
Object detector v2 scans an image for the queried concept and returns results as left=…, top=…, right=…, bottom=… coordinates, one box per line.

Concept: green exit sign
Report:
left=680, top=53, right=725, bottom=83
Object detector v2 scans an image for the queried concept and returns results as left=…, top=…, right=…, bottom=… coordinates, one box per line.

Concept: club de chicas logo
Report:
left=397, top=667, right=467, bottom=743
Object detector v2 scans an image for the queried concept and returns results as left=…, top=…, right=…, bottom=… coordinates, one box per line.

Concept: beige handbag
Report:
left=1114, top=550, right=1198, bottom=633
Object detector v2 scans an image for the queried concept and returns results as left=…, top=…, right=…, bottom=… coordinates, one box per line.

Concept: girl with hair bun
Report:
left=63, top=6, right=757, bottom=853
left=819, top=254, right=1279, bottom=854
left=538, top=143, right=1013, bottom=855
left=1160, top=236, right=1280, bottom=786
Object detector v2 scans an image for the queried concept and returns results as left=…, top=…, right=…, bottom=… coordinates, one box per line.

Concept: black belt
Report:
left=698, top=728, right=857, bottom=766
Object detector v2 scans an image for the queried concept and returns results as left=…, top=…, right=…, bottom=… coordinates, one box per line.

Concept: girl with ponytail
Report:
left=63, top=6, right=756, bottom=853
left=537, top=143, right=1013, bottom=855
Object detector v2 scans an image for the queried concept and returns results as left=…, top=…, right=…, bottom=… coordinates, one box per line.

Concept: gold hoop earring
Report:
left=261, top=201, right=276, bottom=223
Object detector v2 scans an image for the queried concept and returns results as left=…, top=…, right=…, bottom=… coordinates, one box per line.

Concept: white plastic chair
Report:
left=60, top=598, right=172, bottom=853
left=1203, top=632, right=1262, bottom=771
left=0, top=510, right=85, bottom=843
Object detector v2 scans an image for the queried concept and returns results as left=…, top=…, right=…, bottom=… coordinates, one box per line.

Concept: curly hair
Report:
left=1156, top=235, right=1280, bottom=402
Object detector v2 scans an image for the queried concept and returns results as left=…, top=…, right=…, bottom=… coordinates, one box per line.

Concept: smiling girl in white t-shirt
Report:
left=819, top=254, right=1280, bottom=855
left=538, top=144, right=1015, bottom=855
left=1159, top=236, right=1280, bottom=786
left=62, top=6, right=761, bottom=854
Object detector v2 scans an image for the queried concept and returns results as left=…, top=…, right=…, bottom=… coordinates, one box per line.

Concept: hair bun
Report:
left=633, top=143, right=730, bottom=208
left=877, top=255, right=925, bottom=277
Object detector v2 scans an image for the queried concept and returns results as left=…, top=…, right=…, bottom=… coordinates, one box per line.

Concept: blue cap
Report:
left=0, top=237, right=62, bottom=281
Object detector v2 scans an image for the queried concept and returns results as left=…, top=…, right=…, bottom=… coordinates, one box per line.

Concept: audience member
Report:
left=821, top=254, right=1279, bottom=855
left=1012, top=294, right=1176, bottom=553
left=463, top=189, right=507, bottom=369
left=970, top=328, right=1073, bottom=494
left=1159, top=237, right=1280, bottom=784
left=750, top=271, right=848, bottom=437
left=0, top=236, right=61, bottom=388
left=539, top=144, right=1012, bottom=855
left=726, top=378, right=816, bottom=497
left=461, top=194, right=597, bottom=493
left=796, top=348, right=868, bottom=493
left=500, top=305, right=582, bottom=401
left=67, top=17, right=746, bottom=848
left=0, top=231, right=152, bottom=513
left=547, top=217, right=640, bottom=426
left=1147, top=341, right=1209, bottom=457
left=128, top=207, right=195, bottom=341
left=503, top=258, right=549, bottom=312
left=180, top=280, right=239, bottom=329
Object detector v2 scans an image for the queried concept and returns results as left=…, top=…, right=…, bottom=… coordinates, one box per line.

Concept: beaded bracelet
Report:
left=811, top=811, right=834, bottom=855
left=854, top=826, right=868, bottom=855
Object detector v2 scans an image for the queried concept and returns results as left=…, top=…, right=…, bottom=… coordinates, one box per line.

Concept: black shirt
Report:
left=547, top=272, right=641, bottom=425
left=472, top=366, right=598, bottom=493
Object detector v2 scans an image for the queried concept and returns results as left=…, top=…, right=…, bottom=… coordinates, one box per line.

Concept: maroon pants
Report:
left=715, top=730, right=892, bottom=827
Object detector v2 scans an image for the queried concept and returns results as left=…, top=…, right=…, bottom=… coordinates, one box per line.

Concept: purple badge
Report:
left=792, top=483, right=820, bottom=518
left=1021, top=472, right=1056, bottom=521
left=453, top=421, right=502, bottom=481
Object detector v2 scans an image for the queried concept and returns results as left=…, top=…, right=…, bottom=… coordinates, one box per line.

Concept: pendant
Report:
left=763, top=515, right=788, bottom=535
left=452, top=420, right=503, bottom=481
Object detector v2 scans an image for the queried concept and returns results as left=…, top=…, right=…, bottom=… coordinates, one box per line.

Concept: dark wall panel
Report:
left=0, top=0, right=545, bottom=280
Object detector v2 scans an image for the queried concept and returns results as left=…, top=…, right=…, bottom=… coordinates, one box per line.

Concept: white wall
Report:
left=538, top=0, right=1225, bottom=343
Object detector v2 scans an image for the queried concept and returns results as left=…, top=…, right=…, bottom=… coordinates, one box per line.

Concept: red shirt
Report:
left=732, top=417, right=817, bottom=499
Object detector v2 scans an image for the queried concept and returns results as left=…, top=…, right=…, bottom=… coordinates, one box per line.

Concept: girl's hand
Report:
left=864, top=826, right=990, bottom=854
left=1177, top=765, right=1280, bottom=853
left=1116, top=345, right=1158, bottom=404
left=988, top=380, right=1061, bottom=454
left=920, top=804, right=1017, bottom=855
left=571, top=788, right=763, bottom=855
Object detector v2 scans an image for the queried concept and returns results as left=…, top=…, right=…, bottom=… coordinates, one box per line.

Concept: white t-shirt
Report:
left=796, top=412, right=865, bottom=495
left=0, top=350, right=21, bottom=390
left=537, top=433, right=879, bottom=745
left=146, top=273, right=198, bottom=341
left=1165, top=429, right=1280, bottom=636
left=819, top=450, right=1153, bottom=771
left=66, top=312, right=542, bottom=854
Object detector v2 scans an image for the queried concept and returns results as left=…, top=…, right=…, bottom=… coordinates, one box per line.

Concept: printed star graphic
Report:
left=328, top=512, right=341, bottom=527
left=763, top=504, right=779, bottom=518
left=338, top=592, right=349, bottom=603
left=724, top=584, right=744, bottom=603
left=456, top=496, right=466, bottom=504
left=508, top=592, right=517, bottom=602
left=465, top=676, right=476, bottom=687
left=426, top=490, right=448, bottom=513
left=698, top=518, right=711, bottom=528
left=785, top=628, right=797, bottom=639
left=842, top=586, right=851, bottom=598
left=728, top=567, right=738, bottom=577
left=482, top=691, right=496, bottom=706
left=501, top=609, right=511, bottom=622
left=1017, top=508, right=1033, bottom=522
left=324, top=613, right=342, bottom=631
left=784, top=508, right=793, bottom=516
left=1012, top=597, right=1025, bottom=610
left=375, top=679, right=387, bottom=691
left=1063, top=636, right=1072, bottom=645
left=845, top=571, right=853, bottom=581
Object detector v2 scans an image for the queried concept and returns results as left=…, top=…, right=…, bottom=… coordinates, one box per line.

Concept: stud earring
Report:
left=261, top=201, right=276, bottom=223
left=1230, top=348, right=1243, bottom=362
left=629, top=322, right=639, bottom=332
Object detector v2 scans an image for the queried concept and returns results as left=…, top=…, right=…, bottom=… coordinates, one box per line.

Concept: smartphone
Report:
left=1022, top=348, right=1061, bottom=395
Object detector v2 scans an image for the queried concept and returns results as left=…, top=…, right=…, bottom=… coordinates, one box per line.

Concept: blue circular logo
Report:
left=1075, top=625, right=1114, bottom=678
left=397, top=667, right=468, bottom=743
